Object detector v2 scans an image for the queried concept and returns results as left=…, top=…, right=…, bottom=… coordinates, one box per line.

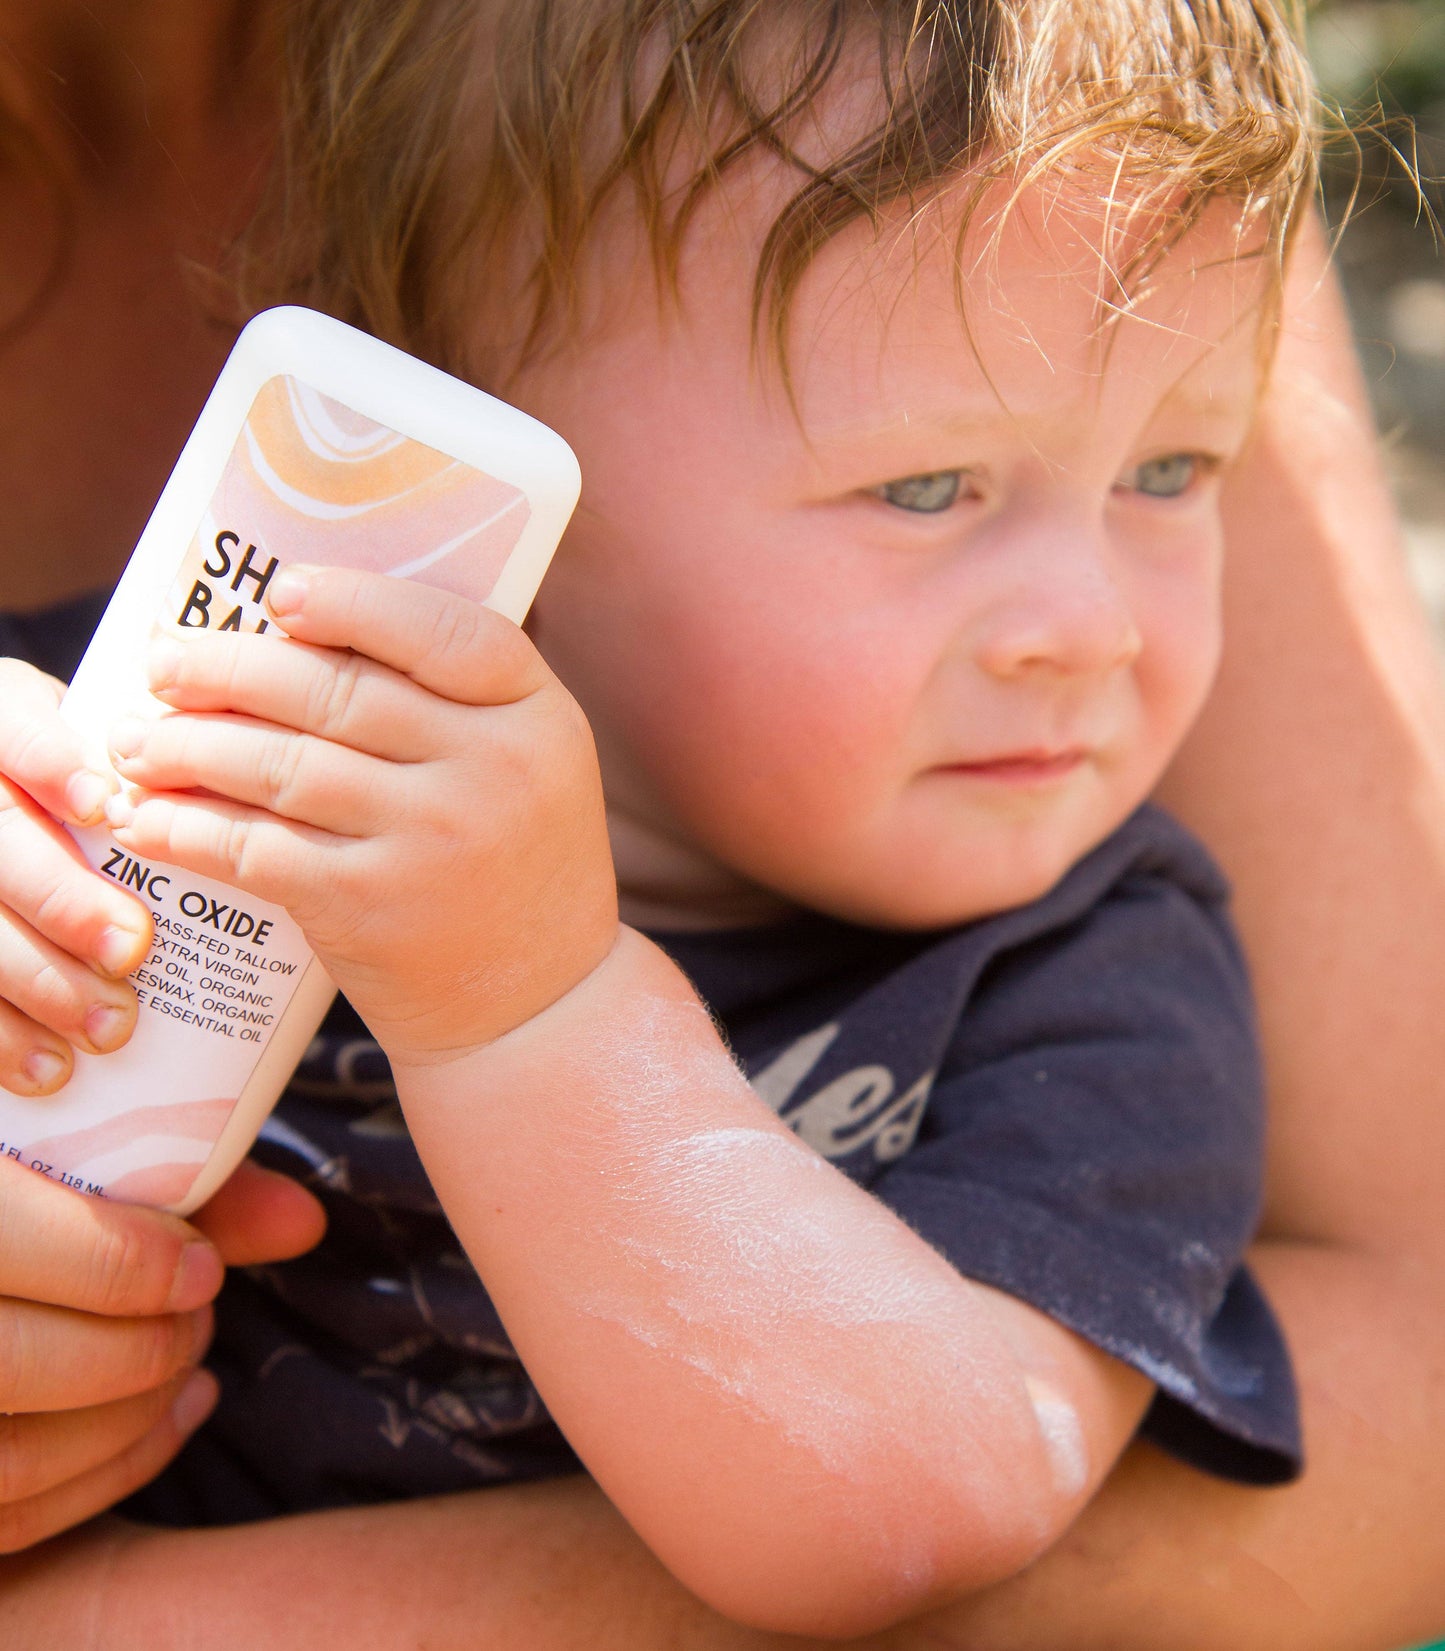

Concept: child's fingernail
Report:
left=267, top=569, right=310, bottom=616
left=84, top=1002, right=132, bottom=1052
left=96, top=921, right=147, bottom=977
left=22, top=1048, right=68, bottom=1091
left=147, top=638, right=182, bottom=690
left=172, top=1368, right=219, bottom=1436
left=66, top=770, right=114, bottom=825
left=105, top=790, right=137, bottom=829
left=108, top=717, right=147, bottom=761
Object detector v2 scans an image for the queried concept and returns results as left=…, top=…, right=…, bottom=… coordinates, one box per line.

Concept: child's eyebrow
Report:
left=801, top=405, right=1006, bottom=454
left=1148, top=370, right=1263, bottom=426
left=795, top=362, right=1259, bottom=479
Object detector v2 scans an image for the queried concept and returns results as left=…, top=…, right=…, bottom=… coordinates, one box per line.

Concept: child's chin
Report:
left=833, top=838, right=1104, bottom=931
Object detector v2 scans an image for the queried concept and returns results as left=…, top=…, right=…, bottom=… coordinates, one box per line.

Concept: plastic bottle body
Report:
left=1, top=308, right=579, bottom=1213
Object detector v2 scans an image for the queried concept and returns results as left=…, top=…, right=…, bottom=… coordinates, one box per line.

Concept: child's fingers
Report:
left=0, top=997, right=74, bottom=1096
left=0, top=780, right=153, bottom=978
left=108, top=713, right=396, bottom=838
left=0, top=661, right=115, bottom=826
left=0, top=917, right=140, bottom=1090
left=145, top=630, right=445, bottom=761
left=106, top=790, right=329, bottom=917
left=265, top=565, right=550, bottom=706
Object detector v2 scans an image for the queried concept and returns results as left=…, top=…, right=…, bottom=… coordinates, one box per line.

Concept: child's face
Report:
left=511, top=183, right=1263, bottom=930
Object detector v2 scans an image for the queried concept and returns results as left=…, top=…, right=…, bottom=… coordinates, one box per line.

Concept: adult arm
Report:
left=945, top=214, right=1445, bottom=1649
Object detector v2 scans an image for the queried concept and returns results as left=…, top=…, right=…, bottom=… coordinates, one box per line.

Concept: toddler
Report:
left=0, top=0, right=1319, bottom=1634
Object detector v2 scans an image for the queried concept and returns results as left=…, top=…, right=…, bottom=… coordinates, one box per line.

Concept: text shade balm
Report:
left=7, top=307, right=580, bottom=1213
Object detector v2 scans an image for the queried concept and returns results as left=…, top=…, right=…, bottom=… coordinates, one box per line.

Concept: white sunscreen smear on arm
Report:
left=553, top=993, right=1044, bottom=1576
left=1023, top=1375, right=1089, bottom=1498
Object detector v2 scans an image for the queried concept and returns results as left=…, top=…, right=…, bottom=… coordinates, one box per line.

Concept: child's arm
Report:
left=107, top=567, right=1151, bottom=1636
left=399, top=927, right=1153, bottom=1634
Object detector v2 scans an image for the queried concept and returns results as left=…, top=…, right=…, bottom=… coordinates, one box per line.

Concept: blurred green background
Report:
left=1307, top=0, right=1445, bottom=647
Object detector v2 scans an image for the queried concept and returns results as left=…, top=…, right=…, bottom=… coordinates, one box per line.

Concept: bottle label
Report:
left=22, top=375, right=533, bottom=1206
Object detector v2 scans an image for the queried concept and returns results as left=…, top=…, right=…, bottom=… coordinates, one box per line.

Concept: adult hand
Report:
left=0, top=658, right=152, bottom=1095
left=0, top=1155, right=324, bottom=1553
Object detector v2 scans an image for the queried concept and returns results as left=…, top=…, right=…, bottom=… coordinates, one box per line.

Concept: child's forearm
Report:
left=392, top=926, right=1147, bottom=1636
left=11, top=1236, right=1444, bottom=1651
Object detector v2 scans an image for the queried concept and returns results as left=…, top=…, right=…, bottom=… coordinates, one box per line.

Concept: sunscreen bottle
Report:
left=2, top=307, right=579, bottom=1214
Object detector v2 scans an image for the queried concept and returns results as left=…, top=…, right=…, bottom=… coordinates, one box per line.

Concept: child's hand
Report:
left=105, top=567, right=620, bottom=1068
left=0, top=660, right=152, bottom=1096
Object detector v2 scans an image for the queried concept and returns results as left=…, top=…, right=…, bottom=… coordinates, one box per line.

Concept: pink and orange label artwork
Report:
left=167, top=375, right=532, bottom=632
left=17, top=377, right=532, bottom=1206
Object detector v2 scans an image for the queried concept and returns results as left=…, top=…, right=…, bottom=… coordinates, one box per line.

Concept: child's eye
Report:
left=1118, top=453, right=1208, bottom=499
left=873, top=470, right=964, bottom=513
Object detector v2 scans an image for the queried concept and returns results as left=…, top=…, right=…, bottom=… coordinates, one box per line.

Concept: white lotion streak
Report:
left=548, top=990, right=1047, bottom=1591
left=1023, top=1375, right=1089, bottom=1498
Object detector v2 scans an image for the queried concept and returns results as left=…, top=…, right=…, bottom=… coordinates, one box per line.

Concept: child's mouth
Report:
left=942, top=749, right=1087, bottom=785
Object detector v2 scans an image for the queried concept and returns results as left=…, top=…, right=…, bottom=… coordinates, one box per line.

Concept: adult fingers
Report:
left=0, top=1372, right=217, bottom=1553
left=109, top=711, right=397, bottom=838
left=189, top=1159, right=327, bottom=1267
left=0, top=661, right=115, bottom=826
left=0, top=1297, right=212, bottom=1413
left=0, top=1155, right=222, bottom=1317
left=0, top=1368, right=217, bottom=1508
left=263, top=564, right=551, bottom=705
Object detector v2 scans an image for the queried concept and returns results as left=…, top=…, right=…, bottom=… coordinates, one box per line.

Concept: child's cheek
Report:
left=1146, top=567, right=1224, bottom=744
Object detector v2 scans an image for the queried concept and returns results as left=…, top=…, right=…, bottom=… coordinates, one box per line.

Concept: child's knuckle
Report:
left=333, top=849, right=377, bottom=907
left=27, top=960, right=75, bottom=1025
left=7, top=720, right=60, bottom=789
left=30, top=877, right=81, bottom=943
left=215, top=637, right=249, bottom=701
left=222, top=815, right=258, bottom=883
left=312, top=656, right=364, bottom=738
left=426, top=598, right=482, bottom=665
left=260, top=733, right=308, bottom=816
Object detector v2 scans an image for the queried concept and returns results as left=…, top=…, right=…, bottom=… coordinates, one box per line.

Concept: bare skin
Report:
left=1, top=5, right=1444, bottom=1647
left=0, top=0, right=274, bottom=609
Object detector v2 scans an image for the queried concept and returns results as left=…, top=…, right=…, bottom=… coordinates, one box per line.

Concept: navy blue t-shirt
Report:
left=4, top=594, right=1301, bottom=1525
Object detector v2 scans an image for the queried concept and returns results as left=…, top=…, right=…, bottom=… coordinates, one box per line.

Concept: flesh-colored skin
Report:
left=517, top=190, right=1255, bottom=933
left=1, top=5, right=1444, bottom=1646
left=79, top=175, right=1270, bottom=1629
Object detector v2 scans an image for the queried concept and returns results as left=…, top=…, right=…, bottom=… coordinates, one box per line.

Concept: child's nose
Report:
left=972, top=531, right=1143, bottom=681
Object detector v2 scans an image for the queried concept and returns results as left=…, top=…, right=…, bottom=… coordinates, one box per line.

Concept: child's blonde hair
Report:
left=258, top=0, right=1320, bottom=376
